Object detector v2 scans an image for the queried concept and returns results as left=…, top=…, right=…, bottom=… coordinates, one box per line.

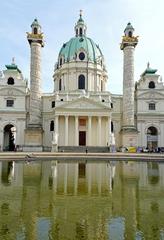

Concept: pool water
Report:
left=0, top=160, right=164, bottom=239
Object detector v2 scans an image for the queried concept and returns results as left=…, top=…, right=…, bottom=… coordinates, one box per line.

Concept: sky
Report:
left=0, top=0, right=164, bottom=94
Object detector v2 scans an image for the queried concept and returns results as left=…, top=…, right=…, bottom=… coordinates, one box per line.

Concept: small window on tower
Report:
left=80, top=28, right=83, bottom=36
left=111, top=121, right=114, bottom=133
left=6, top=100, right=14, bottom=107
left=60, top=58, right=62, bottom=66
left=34, top=27, right=38, bottom=34
left=50, top=121, right=54, bottom=131
left=51, top=101, right=55, bottom=108
left=59, top=79, right=62, bottom=91
left=149, top=103, right=155, bottom=110
left=7, top=77, right=14, bottom=85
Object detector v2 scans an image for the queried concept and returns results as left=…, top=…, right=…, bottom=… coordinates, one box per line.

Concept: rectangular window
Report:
left=51, top=101, right=55, bottom=108
left=149, top=103, right=155, bottom=110
left=6, top=100, right=14, bottom=107
left=79, top=119, right=86, bottom=126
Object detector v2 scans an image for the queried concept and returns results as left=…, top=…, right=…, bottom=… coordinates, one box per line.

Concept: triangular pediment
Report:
left=56, top=96, right=110, bottom=110
left=0, top=87, right=26, bottom=96
left=137, top=90, right=164, bottom=99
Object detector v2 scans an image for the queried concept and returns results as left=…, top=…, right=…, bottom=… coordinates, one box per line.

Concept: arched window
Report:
left=7, top=77, right=14, bottom=85
left=59, top=79, right=62, bottom=91
left=149, top=81, right=155, bottom=89
left=50, top=121, right=54, bottom=131
left=111, top=121, right=114, bottom=133
left=147, top=126, right=158, bottom=136
left=34, top=27, right=38, bottom=34
left=128, top=31, right=132, bottom=37
left=79, top=28, right=83, bottom=36
left=147, top=126, right=158, bottom=151
left=78, top=75, right=85, bottom=89
left=76, top=29, right=78, bottom=36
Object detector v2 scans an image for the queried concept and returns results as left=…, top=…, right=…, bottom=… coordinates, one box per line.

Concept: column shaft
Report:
left=108, top=115, right=111, bottom=145
left=75, top=116, right=79, bottom=146
left=55, top=116, right=59, bottom=134
left=88, top=116, right=92, bottom=146
left=123, top=46, right=135, bottom=126
left=65, top=116, right=68, bottom=146
left=98, top=116, right=102, bottom=146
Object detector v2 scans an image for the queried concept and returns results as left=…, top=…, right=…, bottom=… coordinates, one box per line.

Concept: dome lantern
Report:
left=74, top=10, right=87, bottom=37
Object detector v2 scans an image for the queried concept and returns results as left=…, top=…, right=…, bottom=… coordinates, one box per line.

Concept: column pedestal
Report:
left=24, top=127, right=43, bottom=152
left=121, top=126, right=138, bottom=147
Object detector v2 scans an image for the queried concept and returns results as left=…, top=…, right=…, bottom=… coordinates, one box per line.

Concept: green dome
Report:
left=58, top=36, right=103, bottom=63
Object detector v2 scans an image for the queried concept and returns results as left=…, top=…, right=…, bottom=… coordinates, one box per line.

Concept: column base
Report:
left=121, top=126, right=138, bottom=147
left=24, top=126, right=43, bottom=152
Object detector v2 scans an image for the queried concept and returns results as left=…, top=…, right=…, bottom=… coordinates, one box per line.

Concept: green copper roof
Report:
left=77, top=15, right=84, bottom=23
left=58, top=36, right=103, bottom=62
left=141, top=63, right=157, bottom=76
left=5, top=63, right=21, bottom=73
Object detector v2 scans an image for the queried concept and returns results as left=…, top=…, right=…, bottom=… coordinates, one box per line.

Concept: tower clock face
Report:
left=79, top=52, right=85, bottom=60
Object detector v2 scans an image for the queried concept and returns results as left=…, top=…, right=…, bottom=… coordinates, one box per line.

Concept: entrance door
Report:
left=147, top=126, right=158, bottom=151
left=79, top=131, right=86, bottom=146
left=3, top=124, right=16, bottom=151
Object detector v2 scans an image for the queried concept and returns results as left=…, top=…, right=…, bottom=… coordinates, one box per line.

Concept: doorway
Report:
left=3, top=124, right=16, bottom=151
left=79, top=131, right=86, bottom=146
left=147, top=126, right=158, bottom=151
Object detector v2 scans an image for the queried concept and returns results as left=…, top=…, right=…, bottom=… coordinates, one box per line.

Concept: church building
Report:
left=0, top=12, right=164, bottom=152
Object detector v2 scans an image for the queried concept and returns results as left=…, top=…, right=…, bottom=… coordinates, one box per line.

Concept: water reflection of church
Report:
left=0, top=161, right=164, bottom=239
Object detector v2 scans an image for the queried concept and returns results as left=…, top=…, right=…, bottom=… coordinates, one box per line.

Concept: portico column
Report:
left=108, top=115, right=111, bottom=145
left=55, top=115, right=59, bottom=134
left=75, top=116, right=79, bottom=146
left=65, top=115, right=68, bottom=146
left=98, top=116, right=102, bottom=146
left=88, top=116, right=92, bottom=146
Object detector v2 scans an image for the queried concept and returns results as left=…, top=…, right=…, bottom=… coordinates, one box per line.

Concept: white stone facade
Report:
left=0, top=17, right=164, bottom=151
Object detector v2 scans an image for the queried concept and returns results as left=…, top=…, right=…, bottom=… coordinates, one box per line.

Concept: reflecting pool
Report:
left=0, top=160, right=164, bottom=239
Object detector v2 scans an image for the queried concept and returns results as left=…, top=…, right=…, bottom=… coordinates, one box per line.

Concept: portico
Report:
left=54, top=113, right=111, bottom=147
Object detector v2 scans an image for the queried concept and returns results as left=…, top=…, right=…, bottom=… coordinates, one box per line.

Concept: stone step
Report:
left=58, top=146, right=110, bottom=153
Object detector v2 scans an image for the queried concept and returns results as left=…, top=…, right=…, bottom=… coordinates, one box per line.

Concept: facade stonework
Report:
left=0, top=15, right=164, bottom=152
